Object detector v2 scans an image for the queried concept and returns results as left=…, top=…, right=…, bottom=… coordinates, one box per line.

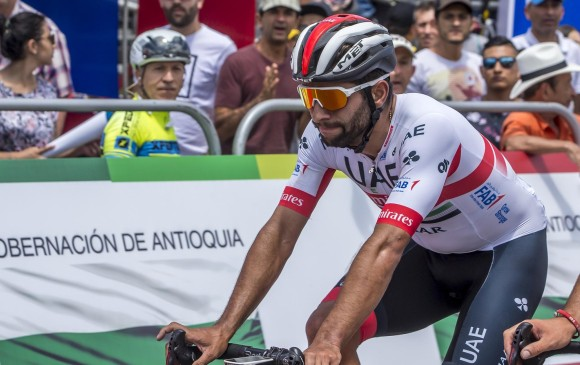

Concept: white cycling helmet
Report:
left=130, top=29, right=191, bottom=70
left=291, top=14, right=395, bottom=83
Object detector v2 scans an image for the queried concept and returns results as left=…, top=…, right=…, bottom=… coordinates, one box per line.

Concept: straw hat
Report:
left=509, top=42, right=580, bottom=99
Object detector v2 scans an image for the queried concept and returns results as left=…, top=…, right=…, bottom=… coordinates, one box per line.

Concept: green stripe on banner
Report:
left=107, top=155, right=261, bottom=182
left=0, top=158, right=109, bottom=183
left=0, top=155, right=350, bottom=183
left=0, top=317, right=265, bottom=365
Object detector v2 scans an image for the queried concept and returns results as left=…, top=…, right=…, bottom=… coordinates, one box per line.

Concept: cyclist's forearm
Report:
left=216, top=207, right=306, bottom=337
left=313, top=226, right=409, bottom=348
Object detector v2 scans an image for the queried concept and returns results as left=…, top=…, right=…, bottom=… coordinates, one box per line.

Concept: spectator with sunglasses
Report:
left=501, top=42, right=580, bottom=168
left=0, top=0, right=73, bottom=99
left=464, top=36, right=520, bottom=148
left=0, top=11, right=58, bottom=159
left=512, top=0, right=580, bottom=113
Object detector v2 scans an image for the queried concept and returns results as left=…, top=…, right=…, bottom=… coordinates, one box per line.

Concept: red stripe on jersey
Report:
left=436, top=137, right=495, bottom=205
left=279, top=186, right=317, bottom=217
left=377, top=203, right=422, bottom=236
left=316, top=168, right=336, bottom=198
left=491, top=137, right=508, bottom=176
left=279, top=169, right=335, bottom=217
left=447, top=145, right=461, bottom=177
left=301, top=14, right=366, bottom=77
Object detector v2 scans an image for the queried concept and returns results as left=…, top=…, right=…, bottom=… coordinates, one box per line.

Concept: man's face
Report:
left=413, top=8, right=438, bottom=49
left=390, top=48, right=415, bottom=94
left=259, top=7, right=299, bottom=45
left=139, top=61, right=185, bottom=100
left=159, top=0, right=202, bottom=28
left=437, top=4, right=472, bottom=45
left=525, top=0, right=563, bottom=37
left=544, top=73, right=575, bottom=107
left=305, top=82, right=371, bottom=148
left=480, top=45, right=519, bottom=94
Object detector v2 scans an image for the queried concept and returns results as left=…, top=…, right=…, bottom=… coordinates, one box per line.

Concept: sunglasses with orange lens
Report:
left=297, top=75, right=388, bottom=111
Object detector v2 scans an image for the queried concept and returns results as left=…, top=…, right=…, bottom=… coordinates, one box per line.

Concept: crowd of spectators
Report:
left=0, top=0, right=578, bottom=165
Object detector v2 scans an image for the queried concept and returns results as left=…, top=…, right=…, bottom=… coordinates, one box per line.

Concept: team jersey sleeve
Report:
left=377, top=114, right=462, bottom=235
left=101, top=111, right=140, bottom=158
left=278, top=123, right=336, bottom=217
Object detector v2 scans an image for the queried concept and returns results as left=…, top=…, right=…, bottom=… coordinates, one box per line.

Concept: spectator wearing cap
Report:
left=501, top=42, right=580, bottom=168
left=215, top=0, right=301, bottom=154
left=412, top=1, right=438, bottom=51
left=389, top=34, right=415, bottom=94
left=512, top=0, right=580, bottom=113
left=288, top=2, right=332, bottom=62
left=299, top=1, right=332, bottom=29
left=159, top=0, right=236, bottom=155
left=407, top=0, right=485, bottom=101
left=464, top=36, right=520, bottom=148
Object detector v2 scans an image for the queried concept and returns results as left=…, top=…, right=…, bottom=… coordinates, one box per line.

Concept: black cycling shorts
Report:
left=324, top=229, right=547, bottom=365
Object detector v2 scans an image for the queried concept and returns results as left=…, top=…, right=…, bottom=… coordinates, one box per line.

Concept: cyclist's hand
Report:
left=156, top=322, right=230, bottom=365
left=503, top=318, right=576, bottom=362
left=304, top=341, right=341, bottom=365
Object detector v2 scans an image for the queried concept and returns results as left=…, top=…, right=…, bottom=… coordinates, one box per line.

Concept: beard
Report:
left=164, top=4, right=197, bottom=28
left=318, top=102, right=371, bottom=149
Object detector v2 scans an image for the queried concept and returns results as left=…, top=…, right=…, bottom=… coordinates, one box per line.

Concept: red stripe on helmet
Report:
left=301, top=14, right=368, bottom=77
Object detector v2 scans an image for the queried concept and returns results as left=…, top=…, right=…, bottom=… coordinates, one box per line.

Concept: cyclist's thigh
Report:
left=445, top=229, right=547, bottom=365
left=374, top=242, right=461, bottom=336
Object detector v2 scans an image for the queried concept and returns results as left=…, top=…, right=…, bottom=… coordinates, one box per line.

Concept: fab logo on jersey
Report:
left=470, top=184, right=505, bottom=210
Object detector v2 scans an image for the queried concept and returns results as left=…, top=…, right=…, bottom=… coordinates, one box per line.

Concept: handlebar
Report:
left=166, top=329, right=305, bottom=365
left=509, top=322, right=580, bottom=365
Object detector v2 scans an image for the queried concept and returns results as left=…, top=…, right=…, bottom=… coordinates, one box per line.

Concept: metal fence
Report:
left=0, top=99, right=221, bottom=155
left=233, top=99, right=580, bottom=155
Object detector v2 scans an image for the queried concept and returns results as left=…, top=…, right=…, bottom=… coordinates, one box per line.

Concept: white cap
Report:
left=260, top=0, right=301, bottom=12
left=391, top=34, right=415, bottom=56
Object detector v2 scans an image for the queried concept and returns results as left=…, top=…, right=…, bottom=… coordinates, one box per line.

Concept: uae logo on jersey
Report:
left=403, top=151, right=420, bottom=165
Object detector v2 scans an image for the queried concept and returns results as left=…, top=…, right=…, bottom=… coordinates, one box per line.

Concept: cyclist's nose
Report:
left=309, top=101, right=331, bottom=121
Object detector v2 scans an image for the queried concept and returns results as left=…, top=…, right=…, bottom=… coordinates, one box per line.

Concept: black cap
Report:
left=300, top=1, right=332, bottom=18
left=436, top=0, right=473, bottom=16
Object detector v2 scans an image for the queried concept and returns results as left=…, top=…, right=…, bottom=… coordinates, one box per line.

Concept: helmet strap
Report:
left=352, top=80, right=392, bottom=153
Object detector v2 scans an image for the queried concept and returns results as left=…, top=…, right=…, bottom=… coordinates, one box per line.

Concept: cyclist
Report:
left=157, top=15, right=548, bottom=365
left=504, top=275, right=580, bottom=363
left=101, top=29, right=190, bottom=157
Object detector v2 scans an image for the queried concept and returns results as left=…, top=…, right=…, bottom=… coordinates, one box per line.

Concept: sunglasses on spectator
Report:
left=297, top=75, right=387, bottom=111
left=482, top=56, right=516, bottom=69
left=38, top=29, right=55, bottom=45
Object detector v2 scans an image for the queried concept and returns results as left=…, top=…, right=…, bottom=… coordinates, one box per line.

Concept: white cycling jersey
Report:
left=279, top=93, right=547, bottom=253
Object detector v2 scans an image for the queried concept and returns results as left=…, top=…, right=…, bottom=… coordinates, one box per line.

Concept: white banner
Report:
left=0, top=172, right=578, bottom=364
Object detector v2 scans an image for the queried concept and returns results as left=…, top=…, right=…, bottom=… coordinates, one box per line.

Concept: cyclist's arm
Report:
left=306, top=223, right=411, bottom=361
left=215, top=205, right=309, bottom=338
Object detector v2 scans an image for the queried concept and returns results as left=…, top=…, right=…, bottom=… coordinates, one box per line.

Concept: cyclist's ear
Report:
left=371, top=81, right=389, bottom=107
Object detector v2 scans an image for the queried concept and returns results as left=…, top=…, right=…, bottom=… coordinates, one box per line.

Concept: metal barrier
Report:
left=0, top=99, right=221, bottom=155
left=233, top=99, right=580, bottom=155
